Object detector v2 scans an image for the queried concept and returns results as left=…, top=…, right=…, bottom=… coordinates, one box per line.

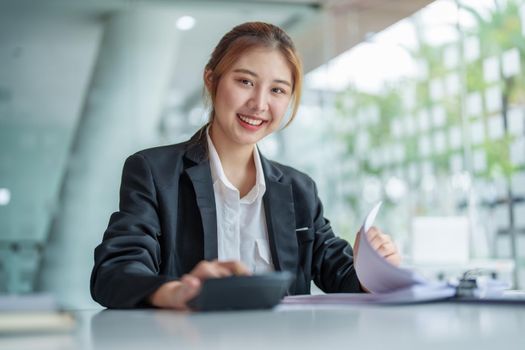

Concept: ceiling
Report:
left=0, top=0, right=434, bottom=118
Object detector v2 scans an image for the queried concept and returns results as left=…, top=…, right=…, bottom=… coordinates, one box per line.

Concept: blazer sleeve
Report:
left=90, top=153, right=173, bottom=308
left=310, top=182, right=364, bottom=293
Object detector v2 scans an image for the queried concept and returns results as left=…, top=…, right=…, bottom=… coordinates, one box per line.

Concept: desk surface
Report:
left=2, top=302, right=525, bottom=350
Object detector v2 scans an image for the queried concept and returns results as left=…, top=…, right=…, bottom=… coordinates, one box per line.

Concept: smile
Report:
left=237, top=114, right=265, bottom=126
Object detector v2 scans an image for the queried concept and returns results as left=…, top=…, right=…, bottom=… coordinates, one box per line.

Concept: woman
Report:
left=90, top=22, right=401, bottom=310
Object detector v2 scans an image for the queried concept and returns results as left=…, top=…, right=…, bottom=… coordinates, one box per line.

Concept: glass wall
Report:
left=263, top=0, right=525, bottom=288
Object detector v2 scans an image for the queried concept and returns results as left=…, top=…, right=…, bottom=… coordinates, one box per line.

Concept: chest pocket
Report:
left=253, top=238, right=273, bottom=274
left=295, top=227, right=314, bottom=243
left=296, top=227, right=314, bottom=277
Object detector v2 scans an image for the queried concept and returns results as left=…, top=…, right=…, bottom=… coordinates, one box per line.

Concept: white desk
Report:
left=2, top=303, right=524, bottom=350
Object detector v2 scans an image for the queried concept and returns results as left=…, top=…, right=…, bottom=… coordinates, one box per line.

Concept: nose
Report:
left=247, top=87, right=268, bottom=113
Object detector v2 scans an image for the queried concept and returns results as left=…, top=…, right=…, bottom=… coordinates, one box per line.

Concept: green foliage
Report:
left=484, top=135, right=516, bottom=179
left=434, top=153, right=451, bottom=173
left=443, top=98, right=462, bottom=124
left=333, top=0, right=525, bottom=208
left=465, top=59, right=486, bottom=92
left=460, top=0, right=525, bottom=55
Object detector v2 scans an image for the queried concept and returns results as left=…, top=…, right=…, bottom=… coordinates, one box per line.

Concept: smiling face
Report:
left=206, top=47, right=293, bottom=149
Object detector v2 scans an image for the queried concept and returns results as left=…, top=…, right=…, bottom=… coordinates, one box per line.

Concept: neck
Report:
left=209, top=123, right=255, bottom=173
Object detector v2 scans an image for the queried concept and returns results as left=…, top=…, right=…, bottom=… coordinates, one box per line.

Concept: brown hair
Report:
left=204, top=21, right=303, bottom=127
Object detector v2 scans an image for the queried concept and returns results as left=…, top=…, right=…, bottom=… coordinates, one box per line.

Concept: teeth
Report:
left=238, top=114, right=263, bottom=126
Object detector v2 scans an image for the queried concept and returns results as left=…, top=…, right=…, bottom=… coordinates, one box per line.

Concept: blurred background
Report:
left=1, top=0, right=524, bottom=308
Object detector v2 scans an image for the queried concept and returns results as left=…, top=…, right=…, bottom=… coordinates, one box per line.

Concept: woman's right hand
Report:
left=148, top=260, right=250, bottom=310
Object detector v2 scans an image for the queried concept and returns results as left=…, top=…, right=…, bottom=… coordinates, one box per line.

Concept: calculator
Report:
left=187, top=271, right=295, bottom=311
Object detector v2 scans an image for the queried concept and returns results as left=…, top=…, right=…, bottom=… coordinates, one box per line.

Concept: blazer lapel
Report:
left=182, top=128, right=298, bottom=270
left=261, top=154, right=298, bottom=274
left=184, top=126, right=218, bottom=261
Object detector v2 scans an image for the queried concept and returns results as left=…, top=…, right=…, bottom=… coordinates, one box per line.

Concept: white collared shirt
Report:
left=206, top=128, right=274, bottom=274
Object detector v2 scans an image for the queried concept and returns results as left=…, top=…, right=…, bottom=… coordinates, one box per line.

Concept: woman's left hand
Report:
left=353, top=226, right=402, bottom=267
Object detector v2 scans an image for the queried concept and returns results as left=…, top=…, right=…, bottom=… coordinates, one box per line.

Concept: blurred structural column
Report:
left=38, top=3, right=180, bottom=307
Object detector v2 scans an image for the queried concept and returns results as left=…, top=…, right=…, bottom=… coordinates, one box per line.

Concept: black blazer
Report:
left=90, top=127, right=363, bottom=308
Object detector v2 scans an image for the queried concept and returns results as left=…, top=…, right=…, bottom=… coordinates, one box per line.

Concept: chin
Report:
left=233, top=128, right=268, bottom=144
left=235, top=135, right=262, bottom=146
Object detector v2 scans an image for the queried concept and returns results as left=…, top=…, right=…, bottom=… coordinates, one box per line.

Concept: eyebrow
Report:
left=232, top=68, right=292, bottom=87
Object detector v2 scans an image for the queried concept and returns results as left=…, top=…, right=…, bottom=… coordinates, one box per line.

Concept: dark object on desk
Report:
left=449, top=270, right=525, bottom=305
left=188, top=271, right=294, bottom=311
left=455, top=278, right=478, bottom=298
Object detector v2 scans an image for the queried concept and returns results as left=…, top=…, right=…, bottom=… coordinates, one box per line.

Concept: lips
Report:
left=237, top=113, right=266, bottom=126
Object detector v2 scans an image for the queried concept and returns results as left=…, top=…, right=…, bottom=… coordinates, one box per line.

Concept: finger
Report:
left=365, top=226, right=383, bottom=244
left=365, top=226, right=380, bottom=237
left=218, top=261, right=251, bottom=276
left=373, top=240, right=401, bottom=267
left=191, top=261, right=217, bottom=279
left=203, top=262, right=233, bottom=278
left=368, top=233, right=391, bottom=251
left=384, top=252, right=402, bottom=267
left=375, top=241, right=397, bottom=257
left=383, top=250, right=399, bottom=260
left=191, top=261, right=226, bottom=279
left=173, top=275, right=202, bottom=310
left=213, top=265, right=235, bottom=278
left=353, top=231, right=361, bottom=257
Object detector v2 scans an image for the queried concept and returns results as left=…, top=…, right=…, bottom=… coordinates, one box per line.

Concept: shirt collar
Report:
left=249, top=143, right=266, bottom=200
left=206, top=126, right=266, bottom=203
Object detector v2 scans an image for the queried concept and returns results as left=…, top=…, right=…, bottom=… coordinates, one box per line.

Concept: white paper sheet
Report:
left=354, top=202, right=427, bottom=294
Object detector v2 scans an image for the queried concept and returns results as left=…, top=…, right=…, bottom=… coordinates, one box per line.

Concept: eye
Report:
left=238, top=79, right=254, bottom=87
left=272, top=87, right=287, bottom=95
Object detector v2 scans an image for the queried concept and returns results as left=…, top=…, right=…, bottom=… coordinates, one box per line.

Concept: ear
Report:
left=203, top=69, right=213, bottom=91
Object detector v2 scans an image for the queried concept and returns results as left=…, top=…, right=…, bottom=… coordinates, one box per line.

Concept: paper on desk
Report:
left=281, top=284, right=456, bottom=307
left=354, top=202, right=428, bottom=294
